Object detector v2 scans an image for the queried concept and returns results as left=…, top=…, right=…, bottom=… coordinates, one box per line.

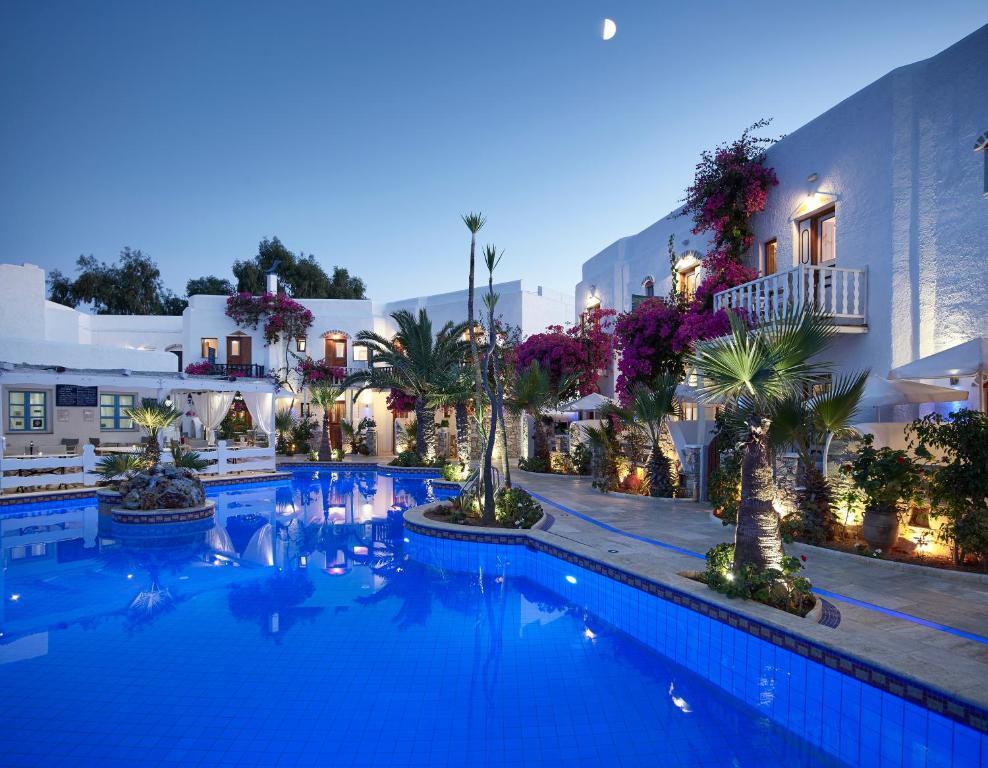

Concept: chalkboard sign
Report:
left=56, top=385, right=99, bottom=407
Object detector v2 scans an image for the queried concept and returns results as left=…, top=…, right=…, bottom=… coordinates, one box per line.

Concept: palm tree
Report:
left=605, top=375, right=679, bottom=497
left=347, top=309, right=468, bottom=458
left=769, top=371, right=867, bottom=542
left=430, top=366, right=474, bottom=465
left=310, top=383, right=345, bottom=460
left=506, top=361, right=574, bottom=466
left=688, top=309, right=834, bottom=572
left=462, top=212, right=487, bottom=431
left=125, top=397, right=181, bottom=467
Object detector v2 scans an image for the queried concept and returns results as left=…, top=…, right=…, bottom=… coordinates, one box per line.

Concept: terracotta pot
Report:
left=862, top=505, right=899, bottom=551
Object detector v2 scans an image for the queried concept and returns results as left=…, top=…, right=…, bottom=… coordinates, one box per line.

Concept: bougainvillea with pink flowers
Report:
left=184, top=361, right=213, bottom=375
left=613, top=123, right=775, bottom=402
left=385, top=388, right=417, bottom=415
left=295, top=357, right=345, bottom=386
left=515, top=306, right=615, bottom=396
left=682, top=119, right=779, bottom=263
left=225, top=292, right=314, bottom=345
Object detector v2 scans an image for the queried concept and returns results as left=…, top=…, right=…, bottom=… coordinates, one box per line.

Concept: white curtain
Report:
left=191, top=391, right=236, bottom=444
left=241, top=391, right=275, bottom=436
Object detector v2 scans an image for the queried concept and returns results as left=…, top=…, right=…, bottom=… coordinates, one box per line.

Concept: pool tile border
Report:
left=404, top=516, right=988, bottom=735
left=0, top=471, right=293, bottom=507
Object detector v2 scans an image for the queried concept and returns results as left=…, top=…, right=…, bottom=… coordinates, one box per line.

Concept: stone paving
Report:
left=512, top=469, right=988, bottom=709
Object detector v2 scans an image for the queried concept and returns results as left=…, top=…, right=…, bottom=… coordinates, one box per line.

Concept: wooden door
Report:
left=227, top=336, right=252, bottom=366
left=329, top=401, right=344, bottom=449
left=325, top=336, right=348, bottom=368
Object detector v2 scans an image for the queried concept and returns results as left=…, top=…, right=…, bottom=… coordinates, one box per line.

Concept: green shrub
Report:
left=442, top=461, right=469, bottom=482
left=518, top=456, right=550, bottom=473
left=170, top=444, right=209, bottom=471
left=495, top=487, right=543, bottom=529
left=703, top=543, right=813, bottom=616
left=389, top=450, right=445, bottom=469
left=570, top=442, right=591, bottom=475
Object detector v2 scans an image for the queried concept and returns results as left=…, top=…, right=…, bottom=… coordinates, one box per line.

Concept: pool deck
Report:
left=511, top=469, right=988, bottom=711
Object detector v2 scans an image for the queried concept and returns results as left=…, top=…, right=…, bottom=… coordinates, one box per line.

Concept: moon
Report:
left=602, top=18, right=617, bottom=41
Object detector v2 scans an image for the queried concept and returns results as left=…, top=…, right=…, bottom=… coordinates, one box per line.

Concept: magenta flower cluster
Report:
left=386, top=388, right=417, bottom=415
left=295, top=357, right=345, bottom=386
left=225, top=291, right=314, bottom=346
left=184, top=360, right=213, bottom=375
left=514, top=306, right=615, bottom=396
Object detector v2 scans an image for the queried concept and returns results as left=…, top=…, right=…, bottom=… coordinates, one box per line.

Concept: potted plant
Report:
left=842, top=434, right=923, bottom=551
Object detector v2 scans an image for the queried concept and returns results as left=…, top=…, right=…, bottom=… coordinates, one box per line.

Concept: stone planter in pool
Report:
left=862, top=505, right=900, bottom=551
left=111, top=501, right=215, bottom=525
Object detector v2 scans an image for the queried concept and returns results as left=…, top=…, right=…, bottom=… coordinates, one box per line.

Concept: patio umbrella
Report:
left=857, top=376, right=968, bottom=412
left=889, top=337, right=988, bottom=412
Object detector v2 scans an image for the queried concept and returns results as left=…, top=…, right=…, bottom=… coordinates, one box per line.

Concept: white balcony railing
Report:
left=713, top=264, right=867, bottom=328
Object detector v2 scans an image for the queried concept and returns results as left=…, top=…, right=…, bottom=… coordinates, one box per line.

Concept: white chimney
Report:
left=266, top=271, right=278, bottom=294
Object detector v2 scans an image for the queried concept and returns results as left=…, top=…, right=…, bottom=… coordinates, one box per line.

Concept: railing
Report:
left=205, top=362, right=266, bottom=378
left=713, top=265, right=867, bottom=327
left=0, top=439, right=276, bottom=494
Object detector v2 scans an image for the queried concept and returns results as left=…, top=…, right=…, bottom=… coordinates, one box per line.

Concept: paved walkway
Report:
left=513, top=469, right=988, bottom=707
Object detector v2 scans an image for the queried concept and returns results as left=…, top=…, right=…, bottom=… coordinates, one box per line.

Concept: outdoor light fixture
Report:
left=296, top=337, right=306, bottom=352
left=164, top=396, right=173, bottom=408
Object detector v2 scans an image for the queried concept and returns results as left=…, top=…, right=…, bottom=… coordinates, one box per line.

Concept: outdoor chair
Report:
left=60, top=438, right=80, bottom=454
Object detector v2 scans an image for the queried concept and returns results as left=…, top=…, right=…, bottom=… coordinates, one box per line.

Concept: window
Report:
left=230, top=338, right=241, bottom=357
left=201, top=338, right=218, bottom=360
left=764, top=239, right=777, bottom=275
left=678, top=265, right=699, bottom=302
left=325, top=336, right=348, bottom=367
left=10, top=543, right=47, bottom=560
left=352, top=345, right=368, bottom=361
left=100, top=393, right=136, bottom=431
left=642, top=277, right=655, bottom=297
left=8, top=390, right=48, bottom=432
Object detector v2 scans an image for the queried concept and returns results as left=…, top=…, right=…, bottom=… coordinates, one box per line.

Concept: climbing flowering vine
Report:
left=225, top=292, right=314, bottom=345
left=515, top=306, right=615, bottom=397
left=295, top=357, right=345, bottom=386
left=386, top=388, right=417, bottom=415
left=613, top=123, right=775, bottom=402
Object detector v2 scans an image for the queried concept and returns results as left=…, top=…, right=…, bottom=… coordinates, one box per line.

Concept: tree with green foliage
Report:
left=48, top=248, right=186, bottom=315
left=310, top=384, right=346, bottom=460
left=346, top=309, right=468, bottom=459
left=506, top=361, right=574, bottom=468
left=186, top=275, right=234, bottom=296
left=689, top=309, right=834, bottom=573
left=125, top=398, right=181, bottom=467
left=605, top=375, right=680, bottom=497
left=769, top=371, right=868, bottom=543
left=909, top=409, right=988, bottom=570
left=232, top=236, right=366, bottom=299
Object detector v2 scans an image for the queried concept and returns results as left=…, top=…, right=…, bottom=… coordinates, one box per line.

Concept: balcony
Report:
left=206, top=363, right=267, bottom=378
left=713, top=264, right=867, bottom=331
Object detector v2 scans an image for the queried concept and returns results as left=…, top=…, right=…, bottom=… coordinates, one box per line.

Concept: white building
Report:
left=578, top=23, right=988, bottom=454
left=0, top=262, right=572, bottom=458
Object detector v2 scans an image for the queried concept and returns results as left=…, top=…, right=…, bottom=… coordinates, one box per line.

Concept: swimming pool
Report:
left=0, top=469, right=980, bottom=766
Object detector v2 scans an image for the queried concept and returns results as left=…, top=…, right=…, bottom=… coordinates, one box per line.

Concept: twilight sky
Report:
left=1, top=1, right=985, bottom=303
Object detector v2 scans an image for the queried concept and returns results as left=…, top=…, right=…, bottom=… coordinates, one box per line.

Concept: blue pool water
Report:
left=0, top=469, right=964, bottom=766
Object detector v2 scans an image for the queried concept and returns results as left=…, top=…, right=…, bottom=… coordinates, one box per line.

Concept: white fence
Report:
left=713, top=264, right=867, bottom=327
left=0, top=439, right=276, bottom=493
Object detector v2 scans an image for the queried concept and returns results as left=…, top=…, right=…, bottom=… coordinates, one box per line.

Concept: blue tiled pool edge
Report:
left=404, top=508, right=987, bottom=767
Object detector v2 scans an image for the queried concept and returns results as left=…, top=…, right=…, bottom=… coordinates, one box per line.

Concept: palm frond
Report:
left=809, top=369, right=868, bottom=437
left=462, top=212, right=486, bottom=234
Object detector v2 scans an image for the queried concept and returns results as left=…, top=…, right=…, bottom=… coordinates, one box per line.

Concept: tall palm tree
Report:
left=605, top=375, right=679, bottom=497
left=769, top=370, right=867, bottom=542
left=688, top=309, right=834, bottom=572
left=310, top=383, right=345, bottom=460
left=126, top=397, right=181, bottom=467
left=506, top=361, right=574, bottom=466
left=463, top=212, right=487, bottom=430
left=347, top=309, right=468, bottom=458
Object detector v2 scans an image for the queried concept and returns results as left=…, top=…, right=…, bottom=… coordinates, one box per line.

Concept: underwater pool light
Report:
left=565, top=575, right=577, bottom=585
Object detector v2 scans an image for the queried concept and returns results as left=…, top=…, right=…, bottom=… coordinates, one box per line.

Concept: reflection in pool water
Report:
left=0, top=469, right=840, bottom=767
